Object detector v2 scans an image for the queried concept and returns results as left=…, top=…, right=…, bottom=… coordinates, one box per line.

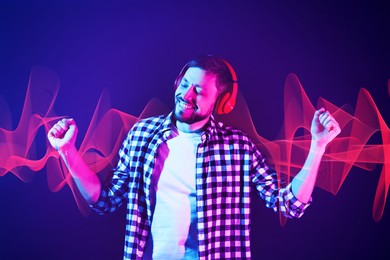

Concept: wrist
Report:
left=310, top=139, right=326, bottom=155
left=58, top=145, right=78, bottom=161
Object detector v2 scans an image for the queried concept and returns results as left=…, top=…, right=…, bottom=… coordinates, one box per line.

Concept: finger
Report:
left=314, top=108, right=325, bottom=117
left=57, top=120, right=69, bottom=131
left=52, top=124, right=65, bottom=137
left=48, top=125, right=61, bottom=138
left=319, top=111, right=330, bottom=126
left=59, top=117, right=76, bottom=130
left=48, top=119, right=65, bottom=136
left=47, top=131, right=57, bottom=142
left=61, top=118, right=76, bottom=129
left=323, top=113, right=339, bottom=130
left=312, top=108, right=325, bottom=124
left=53, top=118, right=76, bottom=136
left=320, top=110, right=331, bottom=119
left=47, top=126, right=57, bottom=138
left=322, top=116, right=333, bottom=129
left=63, top=118, right=74, bottom=124
left=324, top=119, right=335, bottom=131
left=63, top=118, right=77, bottom=135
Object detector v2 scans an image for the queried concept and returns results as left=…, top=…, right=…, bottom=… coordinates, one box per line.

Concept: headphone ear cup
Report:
left=216, top=81, right=238, bottom=115
left=215, top=58, right=238, bottom=115
left=216, top=92, right=231, bottom=115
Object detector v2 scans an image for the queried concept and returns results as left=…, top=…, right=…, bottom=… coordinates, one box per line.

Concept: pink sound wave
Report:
left=0, top=67, right=388, bottom=221
left=218, top=73, right=389, bottom=223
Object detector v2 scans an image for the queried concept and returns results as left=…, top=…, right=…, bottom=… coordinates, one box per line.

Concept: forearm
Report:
left=291, top=140, right=325, bottom=203
left=59, top=147, right=101, bottom=204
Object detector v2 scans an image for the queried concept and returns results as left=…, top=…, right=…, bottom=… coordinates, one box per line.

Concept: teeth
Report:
left=179, top=100, right=195, bottom=109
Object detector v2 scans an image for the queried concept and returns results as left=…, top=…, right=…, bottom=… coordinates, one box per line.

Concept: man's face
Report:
left=174, top=67, right=219, bottom=125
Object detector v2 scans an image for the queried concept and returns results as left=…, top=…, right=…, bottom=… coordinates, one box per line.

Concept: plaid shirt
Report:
left=91, top=113, right=311, bottom=260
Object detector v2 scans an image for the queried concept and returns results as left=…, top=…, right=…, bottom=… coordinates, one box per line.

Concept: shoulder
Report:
left=213, top=120, right=253, bottom=143
left=132, top=114, right=167, bottom=131
left=125, top=114, right=168, bottom=141
left=213, top=120, right=268, bottom=161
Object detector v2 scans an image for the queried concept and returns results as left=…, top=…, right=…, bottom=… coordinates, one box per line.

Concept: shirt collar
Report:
left=160, top=112, right=217, bottom=142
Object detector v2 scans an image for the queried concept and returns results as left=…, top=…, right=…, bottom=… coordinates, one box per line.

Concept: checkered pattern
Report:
left=91, top=113, right=311, bottom=260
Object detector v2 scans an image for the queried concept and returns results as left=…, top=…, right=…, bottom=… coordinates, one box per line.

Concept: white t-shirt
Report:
left=143, top=128, right=202, bottom=260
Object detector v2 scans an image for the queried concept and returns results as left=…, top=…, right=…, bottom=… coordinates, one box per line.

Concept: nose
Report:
left=183, top=84, right=196, bottom=100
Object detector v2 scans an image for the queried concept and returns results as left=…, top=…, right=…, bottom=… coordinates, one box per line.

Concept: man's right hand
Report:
left=47, top=118, right=78, bottom=153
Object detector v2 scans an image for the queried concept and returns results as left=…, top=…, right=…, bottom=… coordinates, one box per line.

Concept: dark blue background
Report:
left=1, top=1, right=389, bottom=259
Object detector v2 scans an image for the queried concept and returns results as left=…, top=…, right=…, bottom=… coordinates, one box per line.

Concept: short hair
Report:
left=184, top=55, right=235, bottom=95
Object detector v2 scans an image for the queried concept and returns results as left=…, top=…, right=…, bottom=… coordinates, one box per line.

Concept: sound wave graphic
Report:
left=0, top=67, right=388, bottom=221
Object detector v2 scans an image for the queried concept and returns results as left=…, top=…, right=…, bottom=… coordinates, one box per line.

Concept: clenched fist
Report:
left=47, top=118, right=78, bottom=153
left=311, top=108, right=341, bottom=148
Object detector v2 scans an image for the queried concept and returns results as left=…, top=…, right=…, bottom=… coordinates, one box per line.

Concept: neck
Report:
left=175, top=116, right=210, bottom=133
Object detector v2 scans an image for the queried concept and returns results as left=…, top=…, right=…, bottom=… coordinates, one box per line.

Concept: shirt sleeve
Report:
left=89, top=131, right=133, bottom=215
left=250, top=144, right=312, bottom=218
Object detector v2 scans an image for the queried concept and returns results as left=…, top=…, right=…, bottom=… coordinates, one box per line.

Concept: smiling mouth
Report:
left=177, top=98, right=197, bottom=110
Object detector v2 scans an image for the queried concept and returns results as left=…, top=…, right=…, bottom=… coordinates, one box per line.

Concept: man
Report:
left=47, top=55, right=341, bottom=259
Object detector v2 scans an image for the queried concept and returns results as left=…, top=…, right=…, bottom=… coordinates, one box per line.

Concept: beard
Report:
left=174, top=108, right=209, bottom=124
left=174, top=97, right=211, bottom=125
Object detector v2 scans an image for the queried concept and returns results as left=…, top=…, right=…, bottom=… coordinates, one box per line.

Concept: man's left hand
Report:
left=310, top=108, right=341, bottom=148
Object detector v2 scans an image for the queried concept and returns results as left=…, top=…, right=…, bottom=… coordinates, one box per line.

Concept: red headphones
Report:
left=174, top=57, right=238, bottom=115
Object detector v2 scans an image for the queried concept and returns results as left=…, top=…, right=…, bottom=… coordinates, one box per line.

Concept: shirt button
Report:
left=140, top=241, right=145, bottom=247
